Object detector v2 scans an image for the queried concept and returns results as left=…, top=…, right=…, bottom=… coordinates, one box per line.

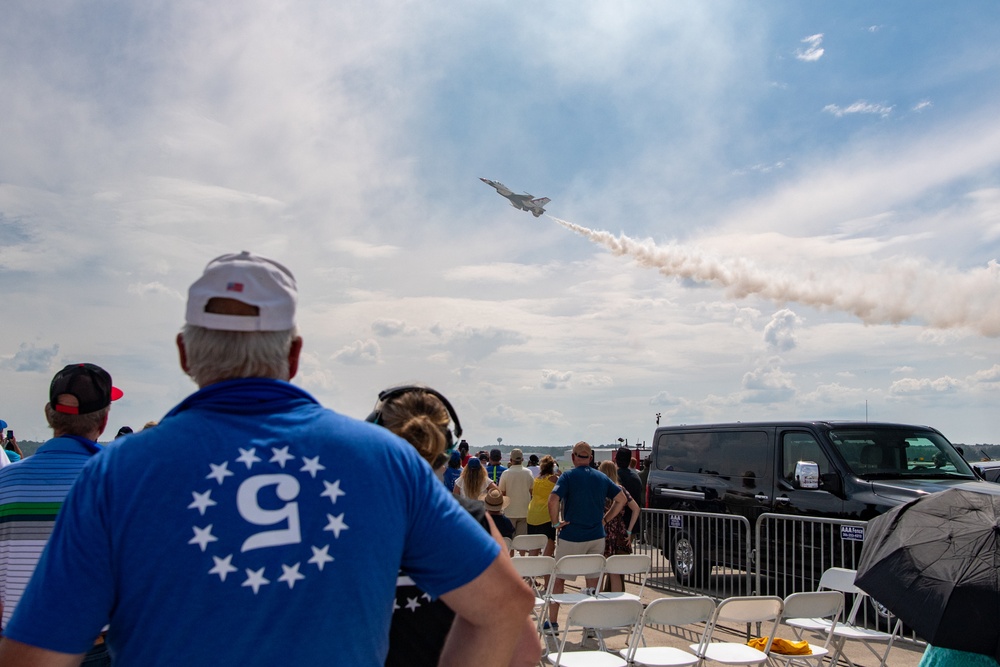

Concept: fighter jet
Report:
left=480, top=178, right=550, bottom=217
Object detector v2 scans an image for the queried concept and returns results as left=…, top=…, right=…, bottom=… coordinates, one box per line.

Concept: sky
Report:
left=1, top=1, right=999, bottom=447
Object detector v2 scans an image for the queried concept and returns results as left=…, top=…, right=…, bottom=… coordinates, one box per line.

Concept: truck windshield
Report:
left=828, top=428, right=976, bottom=480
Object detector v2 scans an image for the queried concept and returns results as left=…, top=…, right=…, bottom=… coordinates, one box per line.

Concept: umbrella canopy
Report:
left=855, top=484, right=1000, bottom=661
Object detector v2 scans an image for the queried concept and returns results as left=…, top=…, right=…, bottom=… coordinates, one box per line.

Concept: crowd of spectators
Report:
left=0, top=250, right=651, bottom=667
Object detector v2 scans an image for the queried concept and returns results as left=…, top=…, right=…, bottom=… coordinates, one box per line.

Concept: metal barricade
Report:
left=636, top=508, right=914, bottom=641
left=752, top=513, right=910, bottom=638
left=754, top=513, right=867, bottom=598
left=637, top=508, right=753, bottom=601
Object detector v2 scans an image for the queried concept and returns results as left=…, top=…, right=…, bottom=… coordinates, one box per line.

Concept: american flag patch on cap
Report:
left=226, top=282, right=244, bottom=292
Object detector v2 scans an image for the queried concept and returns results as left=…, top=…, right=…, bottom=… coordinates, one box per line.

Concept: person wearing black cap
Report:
left=615, top=446, right=644, bottom=540
left=486, top=448, right=507, bottom=483
left=0, top=252, right=533, bottom=667
left=0, top=362, right=122, bottom=666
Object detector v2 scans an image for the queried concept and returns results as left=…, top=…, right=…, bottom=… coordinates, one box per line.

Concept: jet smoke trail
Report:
left=551, top=216, right=1000, bottom=337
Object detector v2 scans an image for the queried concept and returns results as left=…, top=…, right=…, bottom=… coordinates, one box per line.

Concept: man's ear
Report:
left=97, top=410, right=110, bottom=437
left=177, top=333, right=190, bottom=374
left=288, top=336, right=303, bottom=380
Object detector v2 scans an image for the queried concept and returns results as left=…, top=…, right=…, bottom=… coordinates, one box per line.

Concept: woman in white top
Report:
left=453, top=457, right=497, bottom=501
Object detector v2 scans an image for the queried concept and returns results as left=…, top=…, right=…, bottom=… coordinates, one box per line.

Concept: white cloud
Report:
left=371, top=319, right=415, bottom=337
left=823, top=101, right=894, bottom=118
left=577, top=373, right=614, bottom=388
left=331, top=239, right=400, bottom=260
left=444, top=263, right=552, bottom=285
left=741, top=363, right=796, bottom=403
left=796, top=34, right=825, bottom=62
left=968, top=364, right=1000, bottom=385
left=541, top=369, right=573, bottom=390
left=913, top=100, right=932, bottom=112
left=763, top=308, right=801, bottom=352
left=0, top=343, right=60, bottom=372
left=889, top=376, right=961, bottom=395
left=332, top=339, right=381, bottom=365
left=127, top=281, right=184, bottom=300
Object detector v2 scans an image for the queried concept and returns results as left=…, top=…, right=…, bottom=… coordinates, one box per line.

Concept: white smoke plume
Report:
left=551, top=217, right=1000, bottom=337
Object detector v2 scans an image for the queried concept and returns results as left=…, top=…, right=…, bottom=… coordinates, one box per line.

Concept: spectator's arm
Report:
left=603, top=489, right=627, bottom=525
left=6, top=437, right=22, bottom=457
left=547, top=492, right=563, bottom=527
left=0, top=638, right=83, bottom=667
left=438, top=553, right=539, bottom=667
left=625, top=495, right=641, bottom=533
left=480, top=516, right=544, bottom=666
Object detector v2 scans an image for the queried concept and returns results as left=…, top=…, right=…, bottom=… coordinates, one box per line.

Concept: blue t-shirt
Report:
left=551, top=465, right=621, bottom=542
left=443, top=466, right=461, bottom=491
left=486, top=464, right=507, bottom=483
left=6, top=379, right=499, bottom=667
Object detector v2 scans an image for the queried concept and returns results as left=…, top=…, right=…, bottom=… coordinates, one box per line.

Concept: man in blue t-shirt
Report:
left=0, top=252, right=534, bottom=667
left=546, top=440, right=626, bottom=626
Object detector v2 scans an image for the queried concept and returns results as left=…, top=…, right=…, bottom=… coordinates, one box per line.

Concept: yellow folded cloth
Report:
left=747, top=637, right=812, bottom=655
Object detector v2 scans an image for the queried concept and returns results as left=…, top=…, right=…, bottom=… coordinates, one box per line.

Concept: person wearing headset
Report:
left=367, top=385, right=541, bottom=667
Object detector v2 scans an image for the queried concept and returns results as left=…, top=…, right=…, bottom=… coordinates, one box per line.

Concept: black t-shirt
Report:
left=617, top=465, right=644, bottom=530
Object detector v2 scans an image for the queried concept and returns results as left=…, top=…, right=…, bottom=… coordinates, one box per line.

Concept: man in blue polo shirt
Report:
left=546, top=440, right=626, bottom=628
left=0, top=363, right=123, bottom=666
left=0, top=252, right=533, bottom=667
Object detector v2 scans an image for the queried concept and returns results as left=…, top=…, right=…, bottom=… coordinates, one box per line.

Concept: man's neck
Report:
left=52, top=430, right=100, bottom=441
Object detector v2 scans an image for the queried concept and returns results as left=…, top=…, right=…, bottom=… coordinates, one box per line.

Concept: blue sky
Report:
left=2, top=2, right=999, bottom=446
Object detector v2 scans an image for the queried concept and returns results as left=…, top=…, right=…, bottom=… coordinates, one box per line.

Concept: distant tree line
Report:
left=10, top=440, right=1000, bottom=461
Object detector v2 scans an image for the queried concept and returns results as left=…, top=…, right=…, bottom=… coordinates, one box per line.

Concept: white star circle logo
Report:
left=187, top=445, right=348, bottom=594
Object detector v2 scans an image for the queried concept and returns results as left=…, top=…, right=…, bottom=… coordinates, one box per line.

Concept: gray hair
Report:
left=181, top=324, right=299, bottom=386
left=45, top=404, right=110, bottom=439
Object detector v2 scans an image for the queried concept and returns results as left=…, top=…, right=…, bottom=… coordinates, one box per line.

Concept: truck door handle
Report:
left=754, top=494, right=770, bottom=503
left=774, top=496, right=790, bottom=505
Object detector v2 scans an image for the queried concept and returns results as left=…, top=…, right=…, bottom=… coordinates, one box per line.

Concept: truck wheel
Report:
left=670, top=531, right=709, bottom=587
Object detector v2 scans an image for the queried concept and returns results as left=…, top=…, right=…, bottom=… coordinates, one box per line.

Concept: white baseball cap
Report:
left=186, top=251, right=297, bottom=331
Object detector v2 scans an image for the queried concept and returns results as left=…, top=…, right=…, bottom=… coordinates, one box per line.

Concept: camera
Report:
left=4, top=430, right=12, bottom=441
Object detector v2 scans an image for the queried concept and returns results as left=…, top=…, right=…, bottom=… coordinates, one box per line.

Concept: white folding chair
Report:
left=785, top=567, right=900, bottom=667
left=511, top=555, right=555, bottom=629
left=541, top=554, right=606, bottom=648
left=544, top=554, right=606, bottom=608
left=503, top=536, right=513, bottom=551
left=775, top=591, right=843, bottom=667
left=621, top=595, right=715, bottom=667
left=547, top=598, right=643, bottom=666
left=596, top=554, right=651, bottom=602
left=691, top=595, right=783, bottom=666
left=512, top=533, right=548, bottom=554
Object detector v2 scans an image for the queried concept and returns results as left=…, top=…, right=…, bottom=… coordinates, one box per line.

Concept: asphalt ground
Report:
left=540, top=577, right=925, bottom=667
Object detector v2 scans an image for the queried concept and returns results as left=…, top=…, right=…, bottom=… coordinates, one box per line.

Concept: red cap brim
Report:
left=111, top=387, right=124, bottom=401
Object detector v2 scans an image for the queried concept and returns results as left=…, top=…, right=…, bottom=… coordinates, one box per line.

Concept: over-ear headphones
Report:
left=365, top=384, right=463, bottom=444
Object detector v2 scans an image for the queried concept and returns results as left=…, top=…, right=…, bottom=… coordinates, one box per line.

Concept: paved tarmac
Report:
left=542, top=577, right=925, bottom=667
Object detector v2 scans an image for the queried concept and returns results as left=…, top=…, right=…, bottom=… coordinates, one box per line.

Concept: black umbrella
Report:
left=855, top=485, right=1000, bottom=661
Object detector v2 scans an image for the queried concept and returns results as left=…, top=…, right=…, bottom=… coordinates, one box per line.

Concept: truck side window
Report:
left=712, top=431, right=769, bottom=481
left=656, top=432, right=712, bottom=473
left=655, top=431, right=769, bottom=481
left=782, top=432, right=831, bottom=482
